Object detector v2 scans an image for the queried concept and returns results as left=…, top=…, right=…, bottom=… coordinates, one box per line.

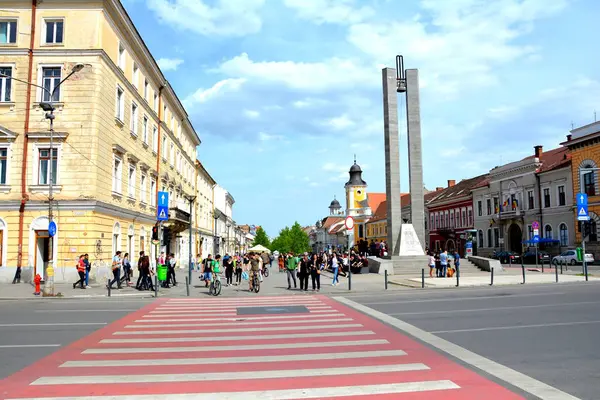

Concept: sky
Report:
left=122, top=0, right=600, bottom=237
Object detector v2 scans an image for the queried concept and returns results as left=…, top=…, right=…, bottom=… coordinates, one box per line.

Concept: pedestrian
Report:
left=120, top=252, right=132, bottom=287
left=439, top=250, right=448, bottom=278
left=285, top=252, right=298, bottom=289
left=166, top=253, right=177, bottom=287
left=83, top=254, right=91, bottom=288
left=108, top=251, right=122, bottom=289
left=331, top=252, right=340, bottom=286
left=249, top=253, right=262, bottom=291
left=73, top=254, right=86, bottom=289
left=310, top=253, right=321, bottom=291
left=454, top=250, right=460, bottom=277
left=299, top=253, right=310, bottom=291
left=278, top=255, right=284, bottom=272
left=136, top=251, right=146, bottom=290
left=202, top=254, right=213, bottom=287
left=224, top=253, right=234, bottom=286
left=195, top=253, right=202, bottom=271
left=12, top=266, right=22, bottom=284
left=234, top=255, right=242, bottom=285
left=428, top=252, right=435, bottom=278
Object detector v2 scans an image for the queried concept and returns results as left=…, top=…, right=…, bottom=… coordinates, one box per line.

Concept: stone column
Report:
left=405, top=69, right=425, bottom=249
left=382, top=68, right=402, bottom=256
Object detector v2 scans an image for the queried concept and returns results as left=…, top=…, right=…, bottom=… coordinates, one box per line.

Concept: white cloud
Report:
left=283, top=0, right=374, bottom=25
left=322, top=114, right=355, bottom=130
left=322, top=162, right=347, bottom=172
left=157, top=58, right=184, bottom=71
left=258, top=132, right=283, bottom=142
left=147, top=0, right=265, bottom=36
left=183, top=78, right=246, bottom=108
left=217, top=53, right=376, bottom=92
left=243, top=109, right=260, bottom=119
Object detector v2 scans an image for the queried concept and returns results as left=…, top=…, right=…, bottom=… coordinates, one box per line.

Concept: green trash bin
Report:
left=157, top=264, right=167, bottom=281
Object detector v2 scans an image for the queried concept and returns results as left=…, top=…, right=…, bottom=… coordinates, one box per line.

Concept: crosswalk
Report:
left=1, top=295, right=523, bottom=399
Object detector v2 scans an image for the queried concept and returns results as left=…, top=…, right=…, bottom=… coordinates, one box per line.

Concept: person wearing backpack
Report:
left=73, top=254, right=86, bottom=289
left=108, top=251, right=122, bottom=290
left=202, top=254, right=213, bottom=287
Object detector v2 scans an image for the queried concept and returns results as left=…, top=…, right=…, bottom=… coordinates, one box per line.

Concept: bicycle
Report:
left=209, top=273, right=222, bottom=296
left=262, top=266, right=269, bottom=278
left=250, top=270, right=260, bottom=293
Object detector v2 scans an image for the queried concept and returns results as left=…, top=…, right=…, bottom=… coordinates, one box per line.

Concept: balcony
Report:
left=498, top=206, right=521, bottom=220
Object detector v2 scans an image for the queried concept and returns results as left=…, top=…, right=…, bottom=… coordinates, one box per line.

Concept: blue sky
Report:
left=122, top=0, right=600, bottom=237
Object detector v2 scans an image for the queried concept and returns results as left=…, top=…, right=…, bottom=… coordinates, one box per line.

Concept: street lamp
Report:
left=185, top=194, right=196, bottom=283
left=1, top=63, right=85, bottom=296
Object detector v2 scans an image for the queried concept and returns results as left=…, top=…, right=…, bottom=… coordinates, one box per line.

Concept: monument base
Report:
left=369, top=224, right=428, bottom=276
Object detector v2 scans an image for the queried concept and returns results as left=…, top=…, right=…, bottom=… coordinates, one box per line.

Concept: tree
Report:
left=270, top=222, right=311, bottom=254
left=252, top=227, right=270, bottom=248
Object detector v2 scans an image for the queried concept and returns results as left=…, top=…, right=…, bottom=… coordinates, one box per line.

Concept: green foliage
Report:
left=270, top=222, right=311, bottom=254
left=252, top=227, right=271, bottom=248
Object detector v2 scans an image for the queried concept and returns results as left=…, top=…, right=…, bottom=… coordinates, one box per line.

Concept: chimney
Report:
left=534, top=145, right=543, bottom=158
left=567, top=134, right=572, bottom=142
left=447, top=179, right=456, bottom=187
left=436, top=186, right=444, bottom=191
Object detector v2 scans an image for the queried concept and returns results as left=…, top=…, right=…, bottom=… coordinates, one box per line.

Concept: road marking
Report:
left=113, top=323, right=363, bottom=335
left=62, top=348, right=403, bottom=367
left=364, top=292, right=567, bottom=305
left=156, top=302, right=327, bottom=309
left=0, top=323, right=108, bottom=327
left=135, top=313, right=343, bottom=322
left=83, top=339, right=389, bottom=354
left=0, top=344, right=61, bottom=348
left=153, top=305, right=332, bottom=311
left=32, top=363, right=429, bottom=385
left=148, top=307, right=332, bottom=314
left=8, top=380, right=459, bottom=399
left=100, top=330, right=374, bottom=344
left=35, top=309, right=138, bottom=313
left=390, top=301, right=599, bottom=316
left=430, top=320, right=600, bottom=334
left=125, top=318, right=353, bottom=328
left=335, top=296, right=580, bottom=400
left=142, top=309, right=335, bottom=317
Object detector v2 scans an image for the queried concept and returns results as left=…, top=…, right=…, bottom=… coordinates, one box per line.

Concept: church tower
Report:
left=329, top=196, right=342, bottom=216
left=344, top=158, right=368, bottom=218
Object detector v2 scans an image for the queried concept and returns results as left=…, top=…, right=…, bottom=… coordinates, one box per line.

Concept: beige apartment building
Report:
left=0, top=0, right=206, bottom=282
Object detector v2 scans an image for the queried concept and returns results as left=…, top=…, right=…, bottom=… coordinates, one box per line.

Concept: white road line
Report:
left=149, top=307, right=332, bottom=314
left=8, top=380, right=460, bottom=399
left=363, top=292, right=567, bottom=305
left=113, top=323, right=362, bottom=335
left=154, top=305, right=331, bottom=311
left=62, top=348, right=402, bottom=367
left=0, top=344, right=61, bottom=348
left=135, top=313, right=342, bottom=322
left=430, top=320, right=600, bottom=334
left=125, top=318, right=353, bottom=328
left=158, top=301, right=326, bottom=307
left=0, top=323, right=107, bottom=327
left=391, top=301, right=600, bottom=316
left=83, top=339, right=389, bottom=354
left=142, top=310, right=335, bottom=317
left=32, top=363, right=429, bottom=385
left=100, top=330, right=374, bottom=344
left=167, top=296, right=318, bottom=302
left=35, top=309, right=138, bottom=313
left=334, top=296, right=581, bottom=400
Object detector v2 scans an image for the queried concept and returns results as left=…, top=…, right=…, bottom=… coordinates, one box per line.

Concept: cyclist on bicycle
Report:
left=249, top=253, right=262, bottom=292
left=211, top=255, right=221, bottom=285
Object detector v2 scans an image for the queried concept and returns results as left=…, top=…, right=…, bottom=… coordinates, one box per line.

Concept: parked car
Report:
left=522, top=250, right=551, bottom=264
left=493, top=251, right=521, bottom=264
left=552, top=250, right=594, bottom=266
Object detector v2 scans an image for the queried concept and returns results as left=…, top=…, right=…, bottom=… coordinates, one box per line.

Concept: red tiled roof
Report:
left=366, top=192, right=386, bottom=213
left=427, top=174, right=488, bottom=206
left=321, top=217, right=344, bottom=230
left=535, top=147, right=571, bottom=173
left=366, top=193, right=410, bottom=223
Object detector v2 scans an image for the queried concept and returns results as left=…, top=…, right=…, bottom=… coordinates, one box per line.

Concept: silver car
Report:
left=552, top=250, right=594, bottom=265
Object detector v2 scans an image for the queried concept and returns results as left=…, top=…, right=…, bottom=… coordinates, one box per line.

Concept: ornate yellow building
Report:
left=0, top=0, right=203, bottom=282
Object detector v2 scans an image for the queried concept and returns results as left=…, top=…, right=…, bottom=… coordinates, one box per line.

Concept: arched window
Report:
left=544, top=224, right=553, bottom=239
left=478, top=230, right=484, bottom=247
left=580, top=159, right=598, bottom=196
left=559, top=223, right=568, bottom=246
left=112, top=222, right=121, bottom=255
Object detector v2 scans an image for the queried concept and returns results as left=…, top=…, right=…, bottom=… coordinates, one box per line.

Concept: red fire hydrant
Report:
left=34, top=274, right=41, bottom=296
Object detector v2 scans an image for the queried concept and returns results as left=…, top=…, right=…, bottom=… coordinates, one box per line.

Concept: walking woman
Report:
left=299, top=253, right=310, bottom=291
left=310, top=253, right=321, bottom=291
left=234, top=255, right=242, bottom=285
left=331, top=252, right=340, bottom=286
left=224, top=255, right=234, bottom=286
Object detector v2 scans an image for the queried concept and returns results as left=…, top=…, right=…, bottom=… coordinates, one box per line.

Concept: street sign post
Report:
left=532, top=221, right=539, bottom=230
left=157, top=191, right=169, bottom=221
left=344, top=216, right=355, bottom=231
left=48, top=221, right=57, bottom=237
left=577, top=193, right=590, bottom=221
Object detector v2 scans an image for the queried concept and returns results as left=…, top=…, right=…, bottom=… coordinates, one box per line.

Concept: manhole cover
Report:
left=237, top=305, right=309, bottom=315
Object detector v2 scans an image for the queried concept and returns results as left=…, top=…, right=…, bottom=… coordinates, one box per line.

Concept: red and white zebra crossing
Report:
left=0, top=295, right=523, bottom=399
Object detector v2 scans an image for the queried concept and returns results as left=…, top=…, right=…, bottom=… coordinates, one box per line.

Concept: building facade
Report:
left=0, top=0, right=206, bottom=282
left=472, top=146, right=573, bottom=257
left=212, top=184, right=235, bottom=256
left=195, top=160, right=215, bottom=258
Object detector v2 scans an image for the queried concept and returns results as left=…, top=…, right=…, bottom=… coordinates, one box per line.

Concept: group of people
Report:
left=198, top=252, right=272, bottom=292
left=427, top=249, right=460, bottom=278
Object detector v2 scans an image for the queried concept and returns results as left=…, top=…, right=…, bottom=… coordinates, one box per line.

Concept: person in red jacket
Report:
left=73, top=254, right=86, bottom=289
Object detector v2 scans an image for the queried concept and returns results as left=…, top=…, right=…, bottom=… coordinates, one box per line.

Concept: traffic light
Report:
left=583, top=221, right=592, bottom=239
left=152, top=225, right=159, bottom=241
left=162, top=228, right=171, bottom=246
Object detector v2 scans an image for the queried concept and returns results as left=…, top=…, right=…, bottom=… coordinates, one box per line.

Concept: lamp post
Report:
left=185, top=194, right=196, bottom=284
left=1, top=63, right=84, bottom=295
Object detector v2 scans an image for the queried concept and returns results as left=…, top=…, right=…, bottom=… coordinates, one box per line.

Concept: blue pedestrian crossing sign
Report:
left=532, top=235, right=540, bottom=243
left=577, top=193, right=589, bottom=221
left=157, top=191, right=169, bottom=221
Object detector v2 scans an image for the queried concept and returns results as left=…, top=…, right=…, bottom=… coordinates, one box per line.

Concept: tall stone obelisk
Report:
left=382, top=67, right=402, bottom=256
left=406, top=69, right=425, bottom=248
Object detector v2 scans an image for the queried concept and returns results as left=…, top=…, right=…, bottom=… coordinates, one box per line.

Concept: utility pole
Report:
left=186, top=195, right=196, bottom=284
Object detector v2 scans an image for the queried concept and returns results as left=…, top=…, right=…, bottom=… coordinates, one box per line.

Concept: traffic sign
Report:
left=48, top=221, right=57, bottom=237
left=157, top=191, right=169, bottom=221
left=533, top=228, right=539, bottom=236
left=577, top=193, right=589, bottom=221
left=532, top=221, right=539, bottom=230
left=344, top=216, right=354, bottom=230
left=532, top=235, right=540, bottom=243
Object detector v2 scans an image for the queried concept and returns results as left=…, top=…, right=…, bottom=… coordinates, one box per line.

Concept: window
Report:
left=478, top=230, right=483, bottom=247
left=176, top=151, right=181, bottom=171
left=142, top=116, right=148, bottom=144
left=468, top=209, right=473, bottom=226
left=150, top=179, right=156, bottom=206
left=583, top=169, right=595, bottom=196
left=558, top=185, right=566, bottom=206
left=430, top=215, right=434, bottom=230
left=0, top=148, right=7, bottom=184
left=112, top=156, right=122, bottom=193
left=153, top=126, right=158, bottom=152
left=493, top=197, right=498, bottom=214
left=450, top=212, right=454, bottom=228
left=163, top=105, right=167, bottom=120
left=528, top=225, right=533, bottom=240
left=543, top=188, right=550, bottom=208
left=38, top=148, right=58, bottom=185
left=0, top=20, right=17, bottom=44
left=528, top=190, right=534, bottom=209
left=132, top=63, right=139, bottom=88
left=477, top=200, right=482, bottom=217
left=153, top=93, right=158, bottom=112
left=128, top=165, right=135, bottom=198
left=162, top=137, right=167, bottom=160
left=171, top=115, right=175, bottom=131
left=42, top=67, right=61, bottom=102
left=493, top=228, right=499, bottom=248
left=559, top=223, right=568, bottom=246
left=130, top=102, right=138, bottom=135
left=544, top=224, right=552, bottom=239
left=118, top=42, right=126, bottom=69
left=170, top=142, right=174, bottom=165
left=144, top=79, right=148, bottom=101
left=0, top=67, right=12, bottom=102
left=140, top=173, right=147, bottom=203
left=486, top=199, right=491, bottom=215
left=115, top=86, right=124, bottom=121
left=44, top=19, right=63, bottom=44
left=487, top=229, right=492, bottom=248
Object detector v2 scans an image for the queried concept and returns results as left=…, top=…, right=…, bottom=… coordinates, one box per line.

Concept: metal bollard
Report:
left=154, top=275, right=158, bottom=297
left=348, top=270, right=352, bottom=291
left=521, top=264, right=526, bottom=284
left=560, top=260, right=563, bottom=274
left=555, top=262, right=559, bottom=283
left=421, top=268, right=425, bottom=288
left=185, top=276, right=190, bottom=296
left=585, top=263, right=589, bottom=282
left=455, top=265, right=460, bottom=287
left=490, top=268, right=494, bottom=286
left=541, top=259, right=544, bottom=274
left=107, top=277, right=111, bottom=297
left=384, top=269, right=388, bottom=290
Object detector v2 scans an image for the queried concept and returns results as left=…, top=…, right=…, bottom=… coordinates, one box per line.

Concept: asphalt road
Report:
left=345, top=282, right=600, bottom=400
left=0, top=298, right=153, bottom=380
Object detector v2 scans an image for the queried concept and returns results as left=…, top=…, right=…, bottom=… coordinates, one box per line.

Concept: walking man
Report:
left=286, top=252, right=298, bottom=290
left=108, top=251, right=122, bottom=289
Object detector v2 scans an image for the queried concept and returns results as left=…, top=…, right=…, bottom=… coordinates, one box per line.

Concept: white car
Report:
left=552, top=250, right=594, bottom=266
